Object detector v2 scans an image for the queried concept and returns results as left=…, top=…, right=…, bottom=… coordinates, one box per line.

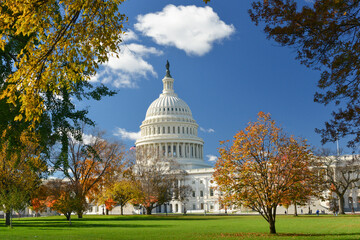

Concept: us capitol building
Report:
left=134, top=61, right=219, bottom=213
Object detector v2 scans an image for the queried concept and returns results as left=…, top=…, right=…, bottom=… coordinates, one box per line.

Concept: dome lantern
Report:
left=162, top=60, right=175, bottom=96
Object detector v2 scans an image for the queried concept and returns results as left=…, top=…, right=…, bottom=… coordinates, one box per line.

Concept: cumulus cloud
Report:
left=200, top=127, right=215, bottom=133
left=206, top=154, right=218, bottom=162
left=135, top=5, right=235, bottom=56
left=91, top=31, right=163, bottom=88
left=114, top=128, right=141, bottom=141
left=122, top=29, right=138, bottom=42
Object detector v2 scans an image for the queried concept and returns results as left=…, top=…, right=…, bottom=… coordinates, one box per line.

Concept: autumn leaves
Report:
left=214, top=112, right=322, bottom=234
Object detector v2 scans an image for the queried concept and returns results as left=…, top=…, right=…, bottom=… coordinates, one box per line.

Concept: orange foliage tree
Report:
left=54, top=130, right=126, bottom=218
left=214, top=112, right=317, bottom=234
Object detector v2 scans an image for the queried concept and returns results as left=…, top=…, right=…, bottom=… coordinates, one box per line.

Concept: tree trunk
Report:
left=294, top=203, right=298, bottom=217
left=269, top=218, right=276, bottom=234
left=78, top=212, right=83, bottom=218
left=121, top=206, right=124, bottom=215
left=5, top=211, right=10, bottom=226
left=146, top=207, right=152, bottom=215
left=65, top=212, right=72, bottom=225
left=339, top=195, right=345, bottom=214
left=106, top=209, right=109, bottom=215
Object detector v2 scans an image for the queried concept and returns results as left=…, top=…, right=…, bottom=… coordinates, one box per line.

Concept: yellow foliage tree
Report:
left=0, top=0, right=126, bottom=124
left=0, top=131, right=46, bottom=227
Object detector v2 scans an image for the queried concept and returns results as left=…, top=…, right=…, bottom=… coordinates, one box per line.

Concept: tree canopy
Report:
left=0, top=0, right=126, bottom=124
left=214, top=112, right=318, bottom=234
left=249, top=0, right=360, bottom=147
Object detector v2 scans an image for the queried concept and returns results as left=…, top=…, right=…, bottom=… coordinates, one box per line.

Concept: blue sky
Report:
left=81, top=0, right=345, bottom=165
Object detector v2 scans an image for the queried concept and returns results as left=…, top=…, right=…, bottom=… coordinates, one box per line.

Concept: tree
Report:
left=44, top=179, right=78, bottom=225
left=0, top=132, right=46, bottom=227
left=214, top=112, right=315, bottom=234
left=0, top=0, right=126, bottom=124
left=317, top=149, right=360, bottom=214
left=249, top=0, right=360, bottom=147
left=104, top=198, right=117, bottom=215
left=133, top=147, right=179, bottom=215
left=174, top=185, right=193, bottom=215
left=54, top=130, right=126, bottom=218
left=105, top=180, right=140, bottom=215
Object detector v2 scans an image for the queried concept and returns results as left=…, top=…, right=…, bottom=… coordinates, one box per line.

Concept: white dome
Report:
left=145, top=94, right=193, bottom=119
left=135, top=62, right=210, bottom=170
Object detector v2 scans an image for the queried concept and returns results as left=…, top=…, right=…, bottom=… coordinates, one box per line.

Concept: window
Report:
left=200, top=180, right=203, bottom=184
left=210, top=188, right=214, bottom=197
left=178, top=127, right=180, bottom=133
left=173, top=126, right=175, bottom=133
left=200, top=191, right=203, bottom=197
left=168, top=126, right=170, bottom=133
left=175, top=204, right=179, bottom=212
left=200, top=203, right=204, bottom=210
left=193, top=204, right=196, bottom=210
left=210, top=205, right=214, bottom=210
left=182, top=127, right=184, bottom=134
left=192, top=191, right=195, bottom=197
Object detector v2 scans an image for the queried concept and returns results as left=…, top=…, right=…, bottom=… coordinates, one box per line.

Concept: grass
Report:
left=0, top=214, right=359, bottom=239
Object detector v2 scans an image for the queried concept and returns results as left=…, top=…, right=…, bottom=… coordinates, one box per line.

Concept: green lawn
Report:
left=0, top=214, right=359, bottom=239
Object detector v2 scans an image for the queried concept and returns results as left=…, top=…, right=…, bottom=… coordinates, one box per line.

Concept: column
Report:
left=165, top=143, right=168, bottom=157
left=344, top=195, right=349, bottom=208
left=182, top=143, right=185, bottom=158
left=188, top=144, right=190, bottom=158
left=176, top=143, right=179, bottom=158
left=204, top=177, right=209, bottom=199
left=171, top=143, right=174, bottom=157
left=352, top=187, right=358, bottom=209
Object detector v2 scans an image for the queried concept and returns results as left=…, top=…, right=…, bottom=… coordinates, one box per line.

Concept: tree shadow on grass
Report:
left=12, top=222, right=171, bottom=229
left=19, top=215, right=217, bottom=223
left=216, top=232, right=360, bottom=238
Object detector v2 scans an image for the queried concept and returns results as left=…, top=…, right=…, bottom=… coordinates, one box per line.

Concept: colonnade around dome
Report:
left=136, top=142, right=203, bottom=160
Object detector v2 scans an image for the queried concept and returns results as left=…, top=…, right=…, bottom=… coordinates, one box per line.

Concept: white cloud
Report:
left=114, top=128, right=141, bottom=141
left=135, top=5, right=235, bottom=56
left=91, top=34, right=163, bottom=88
left=200, top=127, right=215, bottom=133
left=206, top=154, right=218, bottom=162
left=82, top=133, right=98, bottom=145
left=122, top=29, right=138, bottom=42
